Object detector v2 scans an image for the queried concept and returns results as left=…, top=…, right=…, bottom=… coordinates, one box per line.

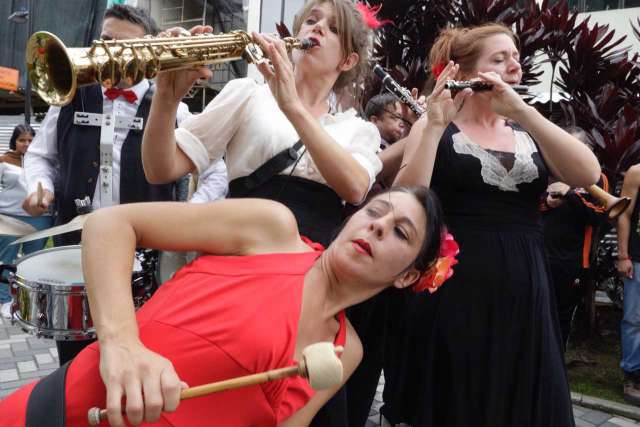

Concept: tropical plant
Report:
left=367, top=0, right=640, bottom=187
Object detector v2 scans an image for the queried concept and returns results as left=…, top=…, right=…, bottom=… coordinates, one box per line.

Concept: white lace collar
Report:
left=451, top=127, right=540, bottom=192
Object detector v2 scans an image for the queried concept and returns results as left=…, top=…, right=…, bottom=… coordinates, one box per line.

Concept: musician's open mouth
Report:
left=307, top=36, right=321, bottom=48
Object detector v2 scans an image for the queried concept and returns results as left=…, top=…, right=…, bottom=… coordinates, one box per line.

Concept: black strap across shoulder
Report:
left=228, top=140, right=303, bottom=197
left=26, top=361, right=70, bottom=427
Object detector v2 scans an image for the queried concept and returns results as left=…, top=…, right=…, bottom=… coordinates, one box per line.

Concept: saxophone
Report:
left=26, top=30, right=316, bottom=106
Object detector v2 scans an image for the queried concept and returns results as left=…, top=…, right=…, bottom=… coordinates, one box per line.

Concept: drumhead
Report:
left=16, top=245, right=142, bottom=286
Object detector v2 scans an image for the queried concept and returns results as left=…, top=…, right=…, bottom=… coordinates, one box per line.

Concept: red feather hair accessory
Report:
left=355, top=3, right=393, bottom=30
left=431, top=63, right=447, bottom=79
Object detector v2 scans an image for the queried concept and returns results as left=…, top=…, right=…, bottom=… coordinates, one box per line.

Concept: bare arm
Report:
left=280, top=322, right=363, bottom=427
left=142, top=97, right=197, bottom=183
left=511, top=105, right=600, bottom=187
left=392, top=118, right=445, bottom=187
left=84, top=199, right=304, bottom=342
left=82, top=199, right=304, bottom=426
left=377, top=138, right=406, bottom=187
left=479, top=72, right=600, bottom=187
left=393, top=62, right=469, bottom=187
left=22, top=106, right=59, bottom=216
left=141, top=26, right=213, bottom=184
left=286, top=107, right=372, bottom=203
left=617, top=166, right=640, bottom=278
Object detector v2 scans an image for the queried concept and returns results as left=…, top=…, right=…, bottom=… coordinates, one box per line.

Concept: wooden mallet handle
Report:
left=88, top=365, right=304, bottom=425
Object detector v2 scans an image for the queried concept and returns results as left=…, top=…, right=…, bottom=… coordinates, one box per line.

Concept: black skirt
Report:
left=382, top=224, right=575, bottom=427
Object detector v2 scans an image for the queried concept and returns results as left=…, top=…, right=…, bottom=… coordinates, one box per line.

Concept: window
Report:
left=568, top=0, right=640, bottom=12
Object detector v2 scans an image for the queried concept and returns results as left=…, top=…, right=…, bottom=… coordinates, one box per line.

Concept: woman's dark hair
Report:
left=381, top=186, right=445, bottom=275
left=104, top=4, right=160, bottom=36
left=334, top=186, right=446, bottom=278
left=9, top=124, right=35, bottom=151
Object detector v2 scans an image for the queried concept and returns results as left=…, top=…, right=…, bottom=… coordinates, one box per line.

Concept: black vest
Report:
left=55, top=83, right=175, bottom=226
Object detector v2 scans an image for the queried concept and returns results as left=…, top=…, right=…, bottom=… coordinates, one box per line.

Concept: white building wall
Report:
left=531, top=4, right=639, bottom=97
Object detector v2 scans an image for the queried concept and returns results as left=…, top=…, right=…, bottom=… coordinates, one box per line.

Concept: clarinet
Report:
left=373, top=65, right=425, bottom=117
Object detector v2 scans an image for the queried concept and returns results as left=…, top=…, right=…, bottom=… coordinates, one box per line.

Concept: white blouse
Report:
left=175, top=78, right=382, bottom=190
left=0, top=161, right=30, bottom=216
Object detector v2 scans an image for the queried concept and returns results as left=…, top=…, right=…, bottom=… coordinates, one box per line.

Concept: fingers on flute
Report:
left=477, top=71, right=502, bottom=85
left=453, top=88, right=473, bottom=110
left=432, top=62, right=456, bottom=95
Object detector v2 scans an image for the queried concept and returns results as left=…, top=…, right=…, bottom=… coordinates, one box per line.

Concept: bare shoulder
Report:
left=342, top=319, right=363, bottom=373
left=236, top=198, right=298, bottom=233
left=626, top=165, right=640, bottom=183
left=221, top=198, right=304, bottom=253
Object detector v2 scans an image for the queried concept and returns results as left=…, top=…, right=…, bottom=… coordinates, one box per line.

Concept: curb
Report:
left=572, top=392, right=640, bottom=421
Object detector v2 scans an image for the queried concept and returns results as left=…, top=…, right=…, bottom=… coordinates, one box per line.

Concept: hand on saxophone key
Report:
left=251, top=31, right=303, bottom=115
left=153, top=25, right=215, bottom=106
left=158, top=25, right=214, bottom=38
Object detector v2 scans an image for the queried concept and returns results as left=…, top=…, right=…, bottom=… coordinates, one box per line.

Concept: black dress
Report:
left=382, top=123, right=574, bottom=427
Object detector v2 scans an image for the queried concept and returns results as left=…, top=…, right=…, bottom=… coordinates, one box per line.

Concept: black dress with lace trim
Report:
left=382, top=122, right=574, bottom=427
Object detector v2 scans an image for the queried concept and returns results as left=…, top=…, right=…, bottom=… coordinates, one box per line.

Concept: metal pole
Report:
left=23, top=0, right=32, bottom=125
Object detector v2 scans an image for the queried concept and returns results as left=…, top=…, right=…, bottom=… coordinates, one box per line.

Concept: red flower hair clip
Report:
left=431, top=62, right=447, bottom=79
left=412, top=232, right=459, bottom=293
left=356, top=2, right=393, bottom=30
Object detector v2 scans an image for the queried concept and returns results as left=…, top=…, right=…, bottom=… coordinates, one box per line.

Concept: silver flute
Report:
left=373, top=65, right=425, bottom=116
left=444, top=80, right=529, bottom=93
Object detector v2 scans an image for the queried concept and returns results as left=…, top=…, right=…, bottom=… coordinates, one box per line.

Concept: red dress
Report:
left=0, top=239, right=347, bottom=426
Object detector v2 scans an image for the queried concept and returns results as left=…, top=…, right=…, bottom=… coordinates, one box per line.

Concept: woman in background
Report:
left=0, top=124, right=53, bottom=318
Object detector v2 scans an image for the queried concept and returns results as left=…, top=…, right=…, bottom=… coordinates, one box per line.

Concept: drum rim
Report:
left=12, top=276, right=87, bottom=294
left=11, top=313, right=96, bottom=340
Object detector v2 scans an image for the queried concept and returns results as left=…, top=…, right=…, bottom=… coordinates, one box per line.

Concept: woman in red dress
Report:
left=0, top=186, right=446, bottom=427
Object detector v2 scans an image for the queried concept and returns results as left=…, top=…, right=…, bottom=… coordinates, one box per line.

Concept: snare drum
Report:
left=9, top=245, right=151, bottom=341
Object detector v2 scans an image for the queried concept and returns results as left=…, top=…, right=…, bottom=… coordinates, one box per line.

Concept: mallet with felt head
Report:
left=87, top=342, right=343, bottom=425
